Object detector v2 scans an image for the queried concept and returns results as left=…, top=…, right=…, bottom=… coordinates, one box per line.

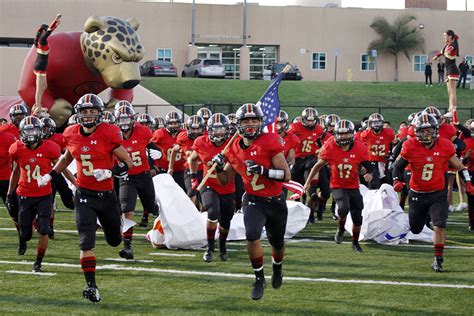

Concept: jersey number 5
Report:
left=80, top=154, right=94, bottom=176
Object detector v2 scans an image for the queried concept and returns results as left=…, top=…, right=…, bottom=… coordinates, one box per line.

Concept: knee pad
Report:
left=20, top=227, right=33, bottom=242
left=106, top=235, right=122, bottom=247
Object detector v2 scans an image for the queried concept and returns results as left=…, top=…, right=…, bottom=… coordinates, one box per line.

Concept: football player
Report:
left=304, top=120, right=373, bottom=253
left=213, top=103, right=290, bottom=300
left=41, top=94, right=133, bottom=302
left=189, top=113, right=235, bottom=262
left=227, top=113, right=244, bottom=210
left=102, top=111, right=115, bottom=124
left=196, top=107, right=212, bottom=126
left=0, top=103, right=28, bottom=137
left=392, top=113, right=474, bottom=272
left=461, top=121, right=474, bottom=230
left=137, top=113, right=154, bottom=131
left=7, top=116, right=61, bottom=272
left=0, top=125, right=17, bottom=232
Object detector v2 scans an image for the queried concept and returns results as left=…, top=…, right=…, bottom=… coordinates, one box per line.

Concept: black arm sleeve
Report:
left=456, top=124, right=471, bottom=139
left=391, top=136, right=407, bottom=160
left=453, top=137, right=466, bottom=153
left=111, top=161, right=129, bottom=177
left=360, top=161, right=374, bottom=174
left=392, top=157, right=409, bottom=182
left=146, top=142, right=160, bottom=151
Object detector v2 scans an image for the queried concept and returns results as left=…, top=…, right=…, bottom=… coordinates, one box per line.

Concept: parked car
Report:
left=262, top=63, right=303, bottom=80
left=182, top=58, right=225, bottom=78
left=140, top=60, right=177, bottom=77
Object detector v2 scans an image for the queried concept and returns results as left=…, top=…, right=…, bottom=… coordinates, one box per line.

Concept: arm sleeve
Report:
left=392, top=157, right=409, bottom=182
left=456, top=124, right=471, bottom=139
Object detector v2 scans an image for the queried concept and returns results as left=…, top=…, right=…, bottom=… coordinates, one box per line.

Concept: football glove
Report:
left=149, top=148, right=162, bottom=160
left=191, top=178, right=199, bottom=190
left=393, top=180, right=405, bottom=192
left=211, top=153, right=226, bottom=172
left=466, top=182, right=474, bottom=195
left=245, top=160, right=264, bottom=175
left=93, top=169, right=112, bottom=182
left=37, top=174, right=52, bottom=187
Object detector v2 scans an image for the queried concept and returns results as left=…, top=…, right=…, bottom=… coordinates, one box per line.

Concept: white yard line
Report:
left=104, top=258, right=154, bottom=263
left=0, top=260, right=473, bottom=289
left=149, top=253, right=196, bottom=257
left=5, top=270, right=56, bottom=276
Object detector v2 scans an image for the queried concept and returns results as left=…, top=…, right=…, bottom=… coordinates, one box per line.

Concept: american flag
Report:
left=256, top=71, right=285, bottom=128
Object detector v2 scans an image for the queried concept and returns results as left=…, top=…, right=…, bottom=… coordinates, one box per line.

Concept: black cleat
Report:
left=48, top=226, right=55, bottom=239
left=139, top=217, right=148, bottom=228
left=335, top=228, right=344, bottom=244
left=251, top=278, right=266, bottom=300
left=219, top=251, right=228, bottom=262
left=119, top=248, right=134, bottom=260
left=32, top=260, right=42, bottom=273
left=469, top=226, right=473, bottom=232
left=83, top=286, right=101, bottom=303
left=18, top=241, right=27, bottom=255
left=352, top=243, right=363, bottom=254
left=203, top=249, right=213, bottom=262
left=271, top=267, right=283, bottom=289
left=332, top=213, right=339, bottom=221
left=316, top=212, right=323, bottom=221
left=432, top=256, right=444, bottom=273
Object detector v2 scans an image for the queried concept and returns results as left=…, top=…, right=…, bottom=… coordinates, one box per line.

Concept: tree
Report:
left=368, top=14, right=425, bottom=82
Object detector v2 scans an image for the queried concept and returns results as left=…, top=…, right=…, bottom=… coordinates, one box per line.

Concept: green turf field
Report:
left=1, top=198, right=473, bottom=315
left=141, top=78, right=474, bottom=125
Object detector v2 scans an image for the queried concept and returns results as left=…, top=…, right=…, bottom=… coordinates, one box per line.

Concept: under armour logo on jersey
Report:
left=434, top=152, right=440, bottom=156
left=250, top=151, right=257, bottom=156
left=343, top=158, right=349, bottom=162
left=350, top=154, right=355, bottom=158
left=80, top=198, right=88, bottom=203
left=36, top=153, right=42, bottom=157
left=132, top=140, right=138, bottom=144
left=91, top=140, right=97, bottom=145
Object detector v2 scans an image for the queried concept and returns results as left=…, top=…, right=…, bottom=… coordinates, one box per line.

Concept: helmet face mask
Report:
left=74, top=94, right=104, bottom=128
left=165, top=111, right=182, bottom=134
left=334, top=120, right=355, bottom=147
left=208, top=113, right=230, bottom=144
left=415, top=113, right=439, bottom=145
left=20, top=116, right=43, bottom=146
left=276, top=110, right=289, bottom=133
left=186, top=115, right=205, bottom=140
left=236, top=103, right=264, bottom=139
left=368, top=113, right=384, bottom=133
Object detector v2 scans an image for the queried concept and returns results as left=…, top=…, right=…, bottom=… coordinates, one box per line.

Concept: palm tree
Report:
left=368, top=14, right=425, bottom=81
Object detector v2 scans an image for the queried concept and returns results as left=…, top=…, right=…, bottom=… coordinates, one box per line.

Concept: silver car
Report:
left=182, top=58, right=225, bottom=78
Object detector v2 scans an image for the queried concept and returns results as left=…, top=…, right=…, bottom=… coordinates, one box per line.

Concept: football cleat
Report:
left=83, top=286, right=101, bottom=303
left=335, top=228, right=344, bottom=244
left=271, top=267, right=283, bottom=289
left=139, top=216, right=148, bottom=228
left=316, top=211, right=323, bottom=221
left=352, top=243, right=363, bottom=254
left=18, top=241, right=27, bottom=255
left=48, top=226, right=55, bottom=239
left=203, top=249, right=213, bottom=262
left=119, top=248, right=134, bottom=260
left=432, top=256, right=444, bottom=273
left=251, top=277, right=266, bottom=300
left=219, top=251, right=228, bottom=262
left=32, top=260, right=42, bottom=273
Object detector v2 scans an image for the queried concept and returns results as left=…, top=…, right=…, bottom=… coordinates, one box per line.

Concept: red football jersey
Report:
left=0, top=123, right=19, bottom=138
left=397, top=126, right=408, bottom=140
left=48, top=133, right=66, bottom=152
left=0, top=132, right=16, bottom=180
left=320, top=131, right=334, bottom=145
left=192, top=135, right=234, bottom=194
left=360, top=128, right=395, bottom=162
left=9, top=140, right=61, bottom=197
left=152, top=128, right=185, bottom=172
left=64, top=123, right=123, bottom=191
left=122, top=124, right=152, bottom=175
left=401, top=138, right=456, bottom=192
left=319, top=138, right=369, bottom=189
left=281, top=131, right=300, bottom=157
left=407, top=126, right=416, bottom=138
left=438, top=123, right=456, bottom=141
left=226, top=133, right=284, bottom=197
left=288, top=122, right=324, bottom=158
left=177, top=131, right=202, bottom=170
left=462, top=138, right=474, bottom=171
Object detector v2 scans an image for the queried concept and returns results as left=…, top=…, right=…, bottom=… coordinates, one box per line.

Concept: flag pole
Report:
left=196, top=64, right=292, bottom=191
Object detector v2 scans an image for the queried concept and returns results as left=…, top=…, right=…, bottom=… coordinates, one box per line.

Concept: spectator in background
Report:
left=437, top=61, right=445, bottom=84
left=457, top=58, right=469, bottom=89
left=0, top=118, right=7, bottom=125
left=383, top=121, right=391, bottom=129
left=425, top=61, right=433, bottom=87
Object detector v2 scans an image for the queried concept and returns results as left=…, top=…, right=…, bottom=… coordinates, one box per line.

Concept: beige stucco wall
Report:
left=1, top=0, right=473, bottom=95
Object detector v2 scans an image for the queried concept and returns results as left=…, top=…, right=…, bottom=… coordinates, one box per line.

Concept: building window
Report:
left=361, top=53, right=375, bottom=71
left=311, top=52, right=326, bottom=70
left=413, top=54, right=428, bottom=72
left=465, top=55, right=473, bottom=67
left=156, top=48, right=172, bottom=62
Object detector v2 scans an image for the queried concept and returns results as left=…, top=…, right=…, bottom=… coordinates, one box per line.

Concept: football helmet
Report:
left=368, top=113, right=384, bottom=133
left=275, top=110, right=289, bottom=133
left=186, top=115, right=205, bottom=140
left=137, top=113, right=154, bottom=129
left=423, top=106, right=442, bottom=122
left=226, top=113, right=237, bottom=135
left=74, top=94, right=104, bottom=128
left=40, top=117, right=56, bottom=139
left=324, top=114, right=341, bottom=132
left=154, top=116, right=165, bottom=130
left=114, top=100, right=133, bottom=112
left=334, top=119, right=355, bottom=147
left=102, top=111, right=115, bottom=124
left=19, top=116, right=43, bottom=145
left=236, top=103, right=264, bottom=139
left=9, top=103, right=28, bottom=127
left=196, top=107, right=212, bottom=124
left=319, top=114, right=328, bottom=129
left=415, top=113, right=439, bottom=145
left=165, top=111, right=182, bottom=134
left=301, top=108, right=319, bottom=129
left=208, top=113, right=230, bottom=144
left=115, top=105, right=136, bottom=132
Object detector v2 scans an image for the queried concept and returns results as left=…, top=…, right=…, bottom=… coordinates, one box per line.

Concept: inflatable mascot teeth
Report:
left=14, top=15, right=144, bottom=127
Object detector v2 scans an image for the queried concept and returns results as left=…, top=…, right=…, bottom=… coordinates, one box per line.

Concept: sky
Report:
left=144, top=0, right=474, bottom=10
